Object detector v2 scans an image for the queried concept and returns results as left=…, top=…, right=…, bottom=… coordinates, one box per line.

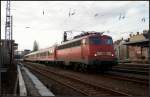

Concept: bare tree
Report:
left=33, top=40, right=39, bottom=52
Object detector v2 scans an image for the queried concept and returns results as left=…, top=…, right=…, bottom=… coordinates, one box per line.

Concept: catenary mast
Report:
left=5, top=0, right=13, bottom=64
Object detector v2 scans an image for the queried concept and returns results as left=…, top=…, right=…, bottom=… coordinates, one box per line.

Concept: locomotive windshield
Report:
left=89, top=37, right=113, bottom=45
left=89, top=37, right=101, bottom=44
left=104, top=38, right=113, bottom=45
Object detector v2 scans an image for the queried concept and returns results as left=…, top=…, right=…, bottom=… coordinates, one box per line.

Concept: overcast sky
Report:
left=1, top=1, right=149, bottom=51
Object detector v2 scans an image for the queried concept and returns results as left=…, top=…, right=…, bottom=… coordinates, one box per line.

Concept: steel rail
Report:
left=24, top=63, right=131, bottom=96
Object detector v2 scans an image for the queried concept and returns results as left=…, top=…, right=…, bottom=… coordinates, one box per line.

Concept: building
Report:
left=114, top=30, right=149, bottom=63
left=124, top=30, right=149, bottom=63
left=114, top=38, right=128, bottom=61
left=14, top=49, right=31, bottom=60
left=23, top=49, right=31, bottom=55
left=0, top=39, right=18, bottom=69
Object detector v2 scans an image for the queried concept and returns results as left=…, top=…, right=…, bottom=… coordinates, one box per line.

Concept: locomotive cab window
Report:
left=104, top=38, right=113, bottom=45
left=107, top=38, right=113, bottom=45
left=89, top=37, right=101, bottom=45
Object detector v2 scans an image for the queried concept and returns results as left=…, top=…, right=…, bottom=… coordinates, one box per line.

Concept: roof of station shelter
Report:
left=123, top=39, right=149, bottom=47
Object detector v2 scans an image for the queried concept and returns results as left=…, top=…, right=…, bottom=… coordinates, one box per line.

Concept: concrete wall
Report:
left=114, top=40, right=128, bottom=61
left=128, top=46, right=149, bottom=62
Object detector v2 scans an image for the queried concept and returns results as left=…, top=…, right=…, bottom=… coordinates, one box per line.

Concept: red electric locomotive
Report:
left=56, top=31, right=117, bottom=70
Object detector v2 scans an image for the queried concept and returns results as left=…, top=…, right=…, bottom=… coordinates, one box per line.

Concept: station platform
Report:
left=17, top=63, right=54, bottom=96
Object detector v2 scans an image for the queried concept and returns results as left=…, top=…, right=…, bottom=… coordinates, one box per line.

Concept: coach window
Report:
left=75, top=41, right=77, bottom=46
left=62, top=45, right=64, bottom=49
left=73, top=42, right=76, bottom=47
left=61, top=45, right=64, bottom=49
left=44, top=52, right=46, bottom=56
left=60, top=46, right=62, bottom=49
left=66, top=43, right=69, bottom=48
left=63, top=45, right=65, bottom=49
left=68, top=43, right=71, bottom=48
left=66, top=44, right=69, bottom=48
left=44, top=52, right=45, bottom=56
left=67, top=44, right=70, bottom=48
left=58, top=46, right=60, bottom=49
left=71, top=42, right=74, bottom=47
left=45, top=52, right=47, bottom=56
left=79, top=40, right=81, bottom=45
left=73, top=41, right=77, bottom=47
left=47, top=51, right=49, bottom=56
left=64, top=45, right=66, bottom=49
left=59, top=46, right=61, bottom=49
left=69, top=43, right=72, bottom=47
left=72, top=41, right=76, bottom=47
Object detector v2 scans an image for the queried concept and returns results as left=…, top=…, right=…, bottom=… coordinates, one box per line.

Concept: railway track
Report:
left=25, top=62, right=148, bottom=84
left=106, top=63, right=149, bottom=81
left=103, top=73, right=148, bottom=85
left=110, top=67, right=149, bottom=75
left=23, top=63, right=131, bottom=96
left=115, top=63, right=149, bottom=73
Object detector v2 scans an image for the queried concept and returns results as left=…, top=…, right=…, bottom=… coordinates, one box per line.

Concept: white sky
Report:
left=1, top=1, right=149, bottom=51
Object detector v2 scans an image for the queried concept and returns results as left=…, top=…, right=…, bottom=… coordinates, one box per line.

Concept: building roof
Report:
left=123, top=39, right=149, bottom=47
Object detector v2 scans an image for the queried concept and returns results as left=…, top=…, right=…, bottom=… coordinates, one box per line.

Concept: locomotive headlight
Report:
left=111, top=54, right=114, bottom=56
left=94, top=54, right=97, bottom=56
